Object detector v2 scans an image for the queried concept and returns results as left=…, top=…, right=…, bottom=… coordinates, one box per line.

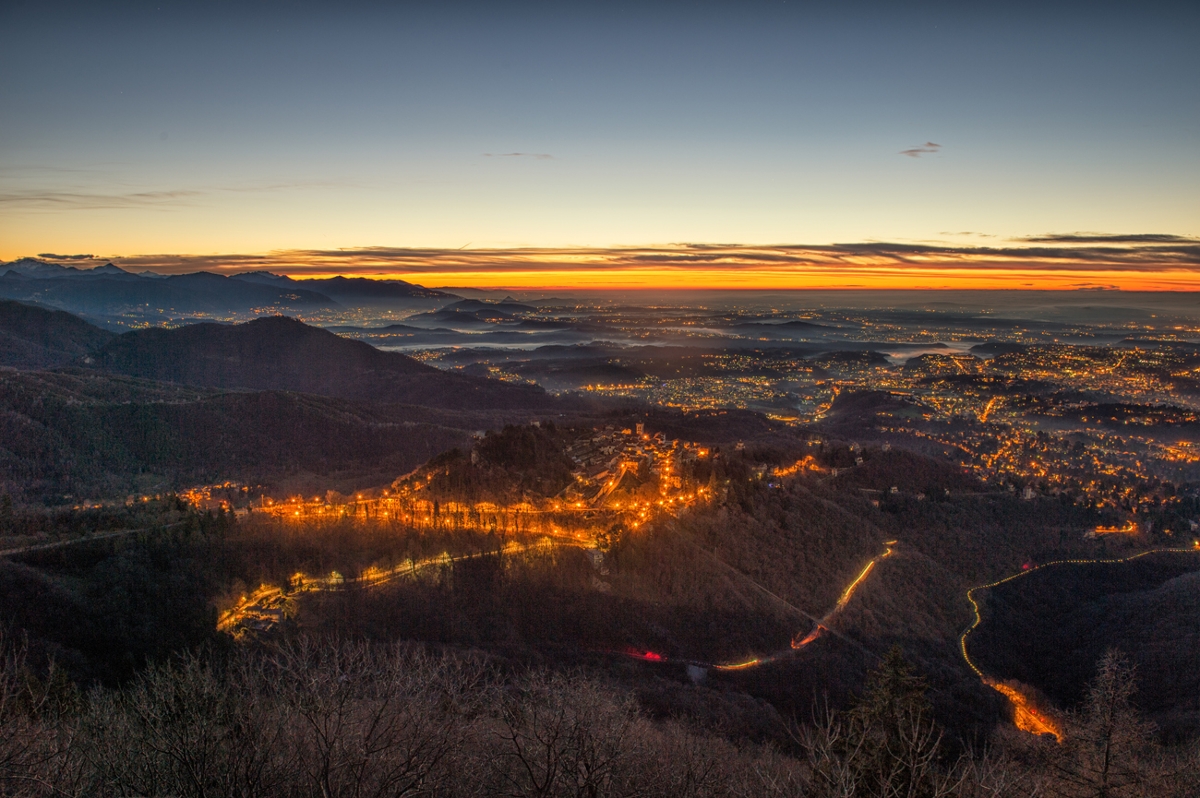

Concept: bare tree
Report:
left=79, top=653, right=292, bottom=798
left=32, top=634, right=1199, bottom=798
left=272, top=638, right=479, bottom=798
left=0, top=632, right=85, bottom=798
left=1044, top=650, right=1159, bottom=798
left=488, top=672, right=648, bottom=798
left=797, top=649, right=972, bottom=798
left=639, top=720, right=740, bottom=798
left=947, top=746, right=1045, bottom=798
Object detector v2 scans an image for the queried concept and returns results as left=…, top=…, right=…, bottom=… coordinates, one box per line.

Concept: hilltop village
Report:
left=248, top=424, right=721, bottom=536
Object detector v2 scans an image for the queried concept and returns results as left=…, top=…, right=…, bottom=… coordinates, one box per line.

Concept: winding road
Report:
left=621, top=540, right=897, bottom=672
left=958, top=544, right=1200, bottom=741
left=218, top=535, right=585, bottom=635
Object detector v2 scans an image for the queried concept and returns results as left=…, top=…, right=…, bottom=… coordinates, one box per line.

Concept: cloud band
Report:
left=21, top=236, right=1198, bottom=291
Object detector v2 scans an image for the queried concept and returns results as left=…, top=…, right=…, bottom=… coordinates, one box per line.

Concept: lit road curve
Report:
left=788, top=541, right=897, bottom=651
left=619, top=541, right=898, bottom=673
left=959, top=544, right=1200, bottom=743
left=217, top=535, right=586, bottom=636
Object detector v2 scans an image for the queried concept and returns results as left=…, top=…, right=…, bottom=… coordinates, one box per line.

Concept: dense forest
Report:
left=0, top=369, right=477, bottom=502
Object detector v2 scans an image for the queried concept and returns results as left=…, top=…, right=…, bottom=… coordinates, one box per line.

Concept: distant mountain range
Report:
left=230, top=271, right=454, bottom=303
left=0, top=259, right=457, bottom=320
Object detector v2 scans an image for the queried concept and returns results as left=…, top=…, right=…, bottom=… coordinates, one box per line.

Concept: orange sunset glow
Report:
left=326, top=266, right=1198, bottom=292
left=59, top=239, right=1200, bottom=292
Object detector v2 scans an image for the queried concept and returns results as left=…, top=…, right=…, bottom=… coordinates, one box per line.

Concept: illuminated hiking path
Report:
left=218, top=536, right=583, bottom=636
left=619, top=541, right=897, bottom=673
left=709, top=540, right=896, bottom=670
left=788, top=540, right=897, bottom=651
left=959, top=544, right=1200, bottom=742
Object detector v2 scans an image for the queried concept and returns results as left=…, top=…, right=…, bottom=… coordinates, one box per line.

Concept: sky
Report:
left=1, top=0, right=1198, bottom=290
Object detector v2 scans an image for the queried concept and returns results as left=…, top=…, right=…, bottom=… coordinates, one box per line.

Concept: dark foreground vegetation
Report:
left=3, top=636, right=1198, bottom=798
left=0, top=509, right=230, bottom=686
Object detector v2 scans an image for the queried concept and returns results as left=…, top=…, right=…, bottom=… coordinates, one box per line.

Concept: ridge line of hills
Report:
left=0, top=298, right=559, bottom=410
left=0, top=258, right=457, bottom=318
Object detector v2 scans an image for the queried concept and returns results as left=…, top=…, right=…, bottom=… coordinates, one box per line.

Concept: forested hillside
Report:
left=0, top=370, right=475, bottom=501
left=89, top=315, right=562, bottom=411
left=0, top=300, right=113, bottom=369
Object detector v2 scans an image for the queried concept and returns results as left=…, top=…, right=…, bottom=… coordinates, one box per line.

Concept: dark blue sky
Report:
left=2, top=0, right=1197, bottom=278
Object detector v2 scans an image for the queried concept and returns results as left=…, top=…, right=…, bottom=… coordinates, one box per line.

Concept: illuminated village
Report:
left=214, top=426, right=720, bottom=635
left=547, top=341, right=1200, bottom=514
left=246, top=424, right=709, bottom=531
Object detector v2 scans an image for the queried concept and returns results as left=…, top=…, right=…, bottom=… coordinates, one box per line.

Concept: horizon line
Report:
left=7, top=236, right=1200, bottom=292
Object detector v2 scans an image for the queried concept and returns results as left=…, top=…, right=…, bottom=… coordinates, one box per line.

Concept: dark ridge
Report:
left=230, top=272, right=456, bottom=302
left=811, top=350, right=891, bottom=368
left=969, top=342, right=1028, bottom=356
left=87, top=315, right=561, bottom=411
left=0, top=299, right=114, bottom=369
left=817, top=389, right=919, bottom=435
left=728, top=319, right=831, bottom=333
left=408, top=306, right=520, bottom=325
left=304, top=275, right=455, bottom=301
left=0, top=269, right=337, bottom=315
left=325, top=323, right=428, bottom=333
left=830, top=447, right=982, bottom=495
left=1, top=258, right=119, bottom=278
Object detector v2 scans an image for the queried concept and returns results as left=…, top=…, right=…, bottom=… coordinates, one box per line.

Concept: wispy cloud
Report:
left=1021, top=233, right=1199, bottom=244
left=0, top=180, right=351, bottom=212
left=483, top=152, right=554, bottom=160
left=37, top=253, right=95, bottom=260
left=0, top=189, right=204, bottom=210
left=900, top=141, right=942, bottom=158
